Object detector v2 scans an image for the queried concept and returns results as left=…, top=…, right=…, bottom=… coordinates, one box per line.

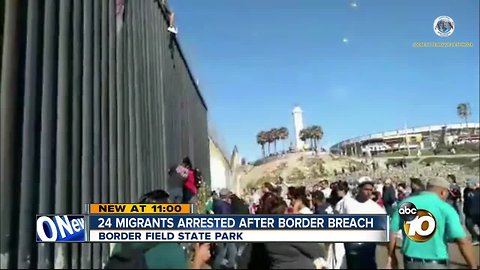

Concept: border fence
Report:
left=0, top=0, right=210, bottom=268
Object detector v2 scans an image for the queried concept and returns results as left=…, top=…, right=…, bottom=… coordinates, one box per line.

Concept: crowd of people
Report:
left=197, top=171, right=479, bottom=269
left=104, top=154, right=479, bottom=269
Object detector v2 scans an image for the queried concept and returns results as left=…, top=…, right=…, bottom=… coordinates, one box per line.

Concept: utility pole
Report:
left=404, top=122, right=411, bottom=156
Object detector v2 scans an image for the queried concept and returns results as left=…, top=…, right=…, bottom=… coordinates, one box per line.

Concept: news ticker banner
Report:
left=89, top=203, right=193, bottom=214
left=36, top=204, right=192, bottom=242
left=88, top=215, right=388, bottom=242
left=37, top=214, right=388, bottom=243
left=37, top=204, right=389, bottom=243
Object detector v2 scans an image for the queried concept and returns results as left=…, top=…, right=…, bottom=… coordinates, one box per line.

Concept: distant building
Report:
left=292, top=106, right=305, bottom=151
left=330, top=122, right=480, bottom=156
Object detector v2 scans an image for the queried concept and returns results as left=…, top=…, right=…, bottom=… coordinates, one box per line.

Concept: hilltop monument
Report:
left=292, top=106, right=305, bottom=151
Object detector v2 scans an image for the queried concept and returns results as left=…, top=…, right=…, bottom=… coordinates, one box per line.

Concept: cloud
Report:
left=350, top=2, right=358, bottom=8
left=342, top=37, right=349, bottom=44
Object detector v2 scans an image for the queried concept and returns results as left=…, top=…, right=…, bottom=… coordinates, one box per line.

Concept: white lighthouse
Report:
left=292, top=106, right=305, bottom=151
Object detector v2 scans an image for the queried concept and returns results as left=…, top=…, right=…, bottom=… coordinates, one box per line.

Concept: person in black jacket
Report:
left=230, top=194, right=250, bottom=215
left=447, top=174, right=461, bottom=214
left=230, top=193, right=250, bottom=261
left=463, top=179, right=480, bottom=245
left=382, top=179, right=396, bottom=216
left=312, top=190, right=332, bottom=214
left=409, top=177, right=425, bottom=197
left=261, top=193, right=323, bottom=269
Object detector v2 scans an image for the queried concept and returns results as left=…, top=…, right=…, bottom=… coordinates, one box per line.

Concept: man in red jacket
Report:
left=181, top=157, right=197, bottom=203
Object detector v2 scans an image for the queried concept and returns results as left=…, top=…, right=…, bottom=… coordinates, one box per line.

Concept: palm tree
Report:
left=266, top=129, right=276, bottom=156
left=278, top=127, right=289, bottom=153
left=457, top=103, right=471, bottom=134
left=266, top=130, right=272, bottom=156
left=256, top=131, right=268, bottom=157
left=269, top=128, right=280, bottom=154
left=310, top=125, right=324, bottom=151
left=299, top=128, right=310, bottom=150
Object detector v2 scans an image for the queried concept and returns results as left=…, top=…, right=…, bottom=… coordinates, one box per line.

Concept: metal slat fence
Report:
left=0, top=0, right=210, bottom=268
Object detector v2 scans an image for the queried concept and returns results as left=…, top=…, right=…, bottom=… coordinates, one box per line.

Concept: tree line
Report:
left=256, top=127, right=289, bottom=157
left=253, top=102, right=471, bottom=159
left=256, top=125, right=324, bottom=157
left=299, top=125, right=324, bottom=151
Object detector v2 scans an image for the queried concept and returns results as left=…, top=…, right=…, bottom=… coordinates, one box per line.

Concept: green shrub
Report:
left=289, top=168, right=306, bottom=181
left=252, top=159, right=265, bottom=166
left=386, top=158, right=419, bottom=166
left=195, top=182, right=210, bottom=214
left=420, top=156, right=475, bottom=166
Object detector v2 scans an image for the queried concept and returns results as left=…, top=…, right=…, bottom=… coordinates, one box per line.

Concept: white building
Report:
left=330, top=122, right=480, bottom=156
left=292, top=106, right=305, bottom=151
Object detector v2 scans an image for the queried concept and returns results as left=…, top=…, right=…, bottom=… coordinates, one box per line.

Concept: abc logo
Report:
left=398, top=202, right=436, bottom=242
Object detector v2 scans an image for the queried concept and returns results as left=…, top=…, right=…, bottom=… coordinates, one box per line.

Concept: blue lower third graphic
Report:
left=36, top=215, right=86, bottom=242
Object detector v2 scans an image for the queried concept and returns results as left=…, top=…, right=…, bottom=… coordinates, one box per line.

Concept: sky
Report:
left=169, top=0, right=480, bottom=161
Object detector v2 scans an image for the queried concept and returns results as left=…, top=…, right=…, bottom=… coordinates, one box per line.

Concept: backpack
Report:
left=104, top=248, right=148, bottom=269
left=193, top=168, right=203, bottom=189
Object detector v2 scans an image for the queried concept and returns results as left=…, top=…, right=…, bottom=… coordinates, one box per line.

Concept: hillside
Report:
left=239, top=152, right=480, bottom=190
left=239, top=152, right=362, bottom=189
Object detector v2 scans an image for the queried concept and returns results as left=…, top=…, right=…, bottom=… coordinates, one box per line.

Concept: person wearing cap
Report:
left=337, top=176, right=386, bottom=269
left=463, top=178, right=480, bottom=246
left=213, top=188, right=232, bottom=215
left=212, top=188, right=237, bottom=269
left=388, top=177, right=477, bottom=269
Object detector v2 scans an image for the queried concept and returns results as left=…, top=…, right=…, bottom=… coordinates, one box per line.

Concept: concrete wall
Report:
left=0, top=0, right=209, bottom=268
left=209, top=137, right=233, bottom=191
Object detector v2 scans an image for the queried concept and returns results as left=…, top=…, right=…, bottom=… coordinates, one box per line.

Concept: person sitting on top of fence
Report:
left=155, top=0, right=178, bottom=34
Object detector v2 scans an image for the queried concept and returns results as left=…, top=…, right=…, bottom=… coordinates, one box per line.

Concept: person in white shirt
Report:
left=328, top=181, right=351, bottom=269
left=292, top=187, right=313, bottom=214
left=338, top=176, right=386, bottom=269
left=335, top=180, right=355, bottom=214
left=320, top=179, right=332, bottom=199
left=276, top=176, right=291, bottom=200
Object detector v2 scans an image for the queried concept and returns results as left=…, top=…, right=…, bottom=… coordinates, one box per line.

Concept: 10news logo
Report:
left=398, top=202, right=437, bottom=242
